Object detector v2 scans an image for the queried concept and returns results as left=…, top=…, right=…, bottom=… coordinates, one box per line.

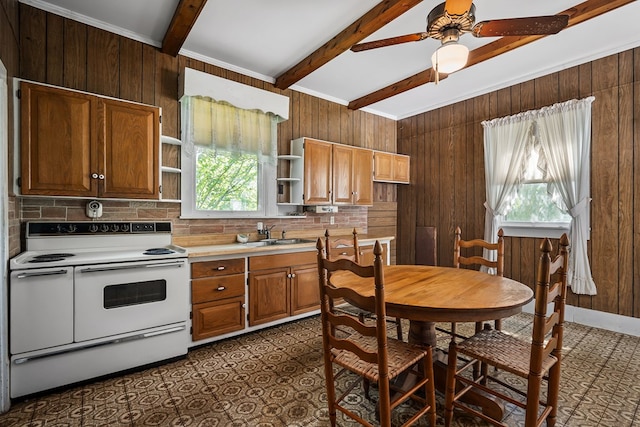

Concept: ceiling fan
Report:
left=351, top=0, right=569, bottom=78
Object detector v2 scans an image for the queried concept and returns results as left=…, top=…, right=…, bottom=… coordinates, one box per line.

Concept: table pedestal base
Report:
left=408, top=320, right=504, bottom=421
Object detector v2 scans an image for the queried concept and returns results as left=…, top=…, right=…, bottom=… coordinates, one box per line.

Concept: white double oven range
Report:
left=8, top=221, right=189, bottom=398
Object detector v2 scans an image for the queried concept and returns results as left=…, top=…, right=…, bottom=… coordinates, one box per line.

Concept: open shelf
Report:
left=277, top=154, right=301, bottom=160
left=161, top=135, right=182, bottom=145
left=161, top=166, right=181, bottom=174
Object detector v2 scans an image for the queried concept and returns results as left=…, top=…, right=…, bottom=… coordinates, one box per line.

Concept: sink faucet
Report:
left=259, top=224, right=275, bottom=240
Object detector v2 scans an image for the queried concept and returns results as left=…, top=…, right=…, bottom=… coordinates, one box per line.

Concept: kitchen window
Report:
left=180, top=96, right=281, bottom=218
left=179, top=68, right=290, bottom=219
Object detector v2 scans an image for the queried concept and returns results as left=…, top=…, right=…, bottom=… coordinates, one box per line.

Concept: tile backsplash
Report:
left=17, top=197, right=367, bottom=246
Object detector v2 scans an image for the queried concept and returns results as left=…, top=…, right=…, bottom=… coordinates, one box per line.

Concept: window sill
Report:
left=499, top=222, right=570, bottom=239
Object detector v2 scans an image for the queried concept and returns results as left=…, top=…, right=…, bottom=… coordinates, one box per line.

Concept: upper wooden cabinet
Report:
left=373, top=151, right=410, bottom=184
left=302, top=138, right=333, bottom=205
left=332, top=144, right=373, bottom=206
left=19, top=81, right=160, bottom=199
left=283, top=137, right=374, bottom=206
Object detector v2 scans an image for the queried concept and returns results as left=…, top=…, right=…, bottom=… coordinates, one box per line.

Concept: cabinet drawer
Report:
left=191, top=258, right=245, bottom=278
left=192, top=296, right=245, bottom=340
left=249, top=251, right=316, bottom=270
left=192, top=274, right=245, bottom=304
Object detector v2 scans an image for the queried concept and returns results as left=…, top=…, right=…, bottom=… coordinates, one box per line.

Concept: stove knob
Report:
left=121, top=224, right=130, bottom=232
left=100, top=224, right=109, bottom=232
left=110, top=224, right=119, bottom=232
left=67, top=224, right=77, bottom=233
left=89, top=224, right=99, bottom=233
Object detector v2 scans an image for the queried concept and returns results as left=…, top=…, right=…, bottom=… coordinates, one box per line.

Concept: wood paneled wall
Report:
left=398, top=48, right=640, bottom=319
left=12, top=4, right=399, bottom=261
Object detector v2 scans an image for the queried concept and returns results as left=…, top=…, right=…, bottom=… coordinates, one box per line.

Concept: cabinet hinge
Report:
left=159, top=115, right=162, bottom=124
left=189, top=326, right=193, bottom=334
left=16, top=89, right=21, bottom=99
left=16, top=177, right=21, bottom=188
left=159, top=185, right=162, bottom=194
left=189, top=311, right=193, bottom=319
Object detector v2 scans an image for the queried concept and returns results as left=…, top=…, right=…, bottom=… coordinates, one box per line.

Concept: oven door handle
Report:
left=15, top=269, right=69, bottom=279
left=78, top=260, right=185, bottom=273
left=13, top=325, right=186, bottom=365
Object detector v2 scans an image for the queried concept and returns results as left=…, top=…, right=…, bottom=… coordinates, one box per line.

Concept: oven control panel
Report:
left=26, top=221, right=173, bottom=236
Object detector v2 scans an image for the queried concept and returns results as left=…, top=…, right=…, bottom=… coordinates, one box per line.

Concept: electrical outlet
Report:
left=330, top=216, right=335, bottom=225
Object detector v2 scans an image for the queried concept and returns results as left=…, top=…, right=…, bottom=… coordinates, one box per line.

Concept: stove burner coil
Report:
left=143, top=248, right=175, bottom=256
left=28, top=253, right=76, bottom=263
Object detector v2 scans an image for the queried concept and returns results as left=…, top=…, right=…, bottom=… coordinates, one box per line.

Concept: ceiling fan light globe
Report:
left=431, top=42, right=469, bottom=74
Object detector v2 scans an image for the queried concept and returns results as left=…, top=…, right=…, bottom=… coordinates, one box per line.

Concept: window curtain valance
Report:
left=482, top=96, right=596, bottom=295
left=182, top=96, right=284, bottom=161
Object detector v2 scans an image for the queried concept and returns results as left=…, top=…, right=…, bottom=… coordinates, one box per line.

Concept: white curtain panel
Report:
left=481, top=114, right=534, bottom=270
left=536, top=97, right=596, bottom=295
left=481, top=97, right=596, bottom=295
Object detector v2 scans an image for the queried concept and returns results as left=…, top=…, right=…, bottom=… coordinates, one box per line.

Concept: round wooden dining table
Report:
left=329, top=264, right=533, bottom=346
left=329, top=264, right=534, bottom=419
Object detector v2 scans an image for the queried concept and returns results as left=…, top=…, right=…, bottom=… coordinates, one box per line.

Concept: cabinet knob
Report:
left=291, top=273, right=296, bottom=278
left=91, top=173, right=98, bottom=179
left=216, top=286, right=226, bottom=291
left=98, top=174, right=105, bottom=180
left=216, top=266, right=225, bottom=271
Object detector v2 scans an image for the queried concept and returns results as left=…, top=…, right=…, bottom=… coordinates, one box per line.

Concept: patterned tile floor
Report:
left=0, top=313, right=639, bottom=426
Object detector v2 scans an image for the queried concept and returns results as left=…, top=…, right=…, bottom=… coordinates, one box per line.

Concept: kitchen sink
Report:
left=273, top=238, right=315, bottom=245
left=240, top=238, right=315, bottom=247
left=242, top=241, right=270, bottom=247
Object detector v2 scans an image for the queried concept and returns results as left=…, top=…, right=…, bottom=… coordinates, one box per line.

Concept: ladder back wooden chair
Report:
left=316, top=238, right=437, bottom=427
left=325, top=229, right=403, bottom=341
left=444, top=234, right=570, bottom=427
left=450, top=226, right=505, bottom=338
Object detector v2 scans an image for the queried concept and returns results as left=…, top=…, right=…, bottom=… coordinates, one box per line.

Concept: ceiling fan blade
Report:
left=350, top=33, right=428, bottom=52
left=472, top=15, right=569, bottom=37
left=443, top=0, right=474, bottom=16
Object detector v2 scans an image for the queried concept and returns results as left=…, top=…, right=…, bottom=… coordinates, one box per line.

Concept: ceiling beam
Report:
left=348, top=0, right=635, bottom=111
left=161, top=0, right=208, bottom=56
left=274, top=0, right=424, bottom=90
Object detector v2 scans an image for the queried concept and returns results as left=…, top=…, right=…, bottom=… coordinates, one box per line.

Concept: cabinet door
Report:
left=393, top=154, right=410, bottom=183
left=291, top=264, right=320, bottom=315
left=248, top=267, right=290, bottom=326
left=359, top=243, right=388, bottom=266
left=373, top=151, right=394, bottom=182
left=352, top=147, right=373, bottom=206
left=192, top=296, right=245, bottom=340
left=20, top=81, right=98, bottom=196
left=99, top=99, right=160, bottom=199
left=303, top=139, right=332, bottom=205
left=332, top=144, right=354, bottom=205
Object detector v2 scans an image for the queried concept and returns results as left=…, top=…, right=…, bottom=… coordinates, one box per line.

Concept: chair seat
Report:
left=456, top=328, right=558, bottom=378
left=332, top=335, right=428, bottom=382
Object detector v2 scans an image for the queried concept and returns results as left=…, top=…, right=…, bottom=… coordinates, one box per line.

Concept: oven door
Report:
left=74, top=258, right=188, bottom=341
left=10, top=266, right=74, bottom=354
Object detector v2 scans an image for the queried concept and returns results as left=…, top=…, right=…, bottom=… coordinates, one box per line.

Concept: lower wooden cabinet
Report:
left=359, top=242, right=388, bottom=266
left=192, top=296, right=245, bottom=340
left=248, top=251, right=318, bottom=326
left=191, top=258, right=245, bottom=341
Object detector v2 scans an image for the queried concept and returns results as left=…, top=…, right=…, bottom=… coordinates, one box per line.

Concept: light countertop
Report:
left=181, top=235, right=394, bottom=258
